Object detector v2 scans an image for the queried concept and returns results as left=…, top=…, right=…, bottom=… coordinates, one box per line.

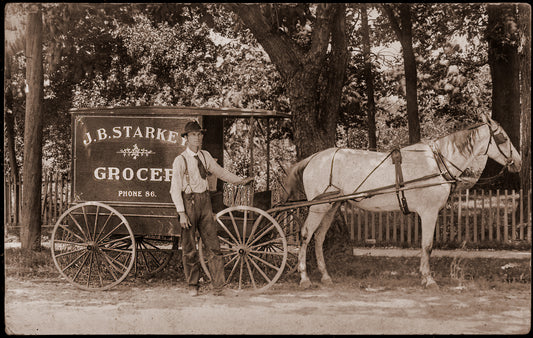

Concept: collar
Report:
left=185, top=147, right=201, bottom=157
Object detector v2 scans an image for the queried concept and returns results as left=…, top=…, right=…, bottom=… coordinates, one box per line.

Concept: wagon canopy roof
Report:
left=69, top=106, right=290, bottom=118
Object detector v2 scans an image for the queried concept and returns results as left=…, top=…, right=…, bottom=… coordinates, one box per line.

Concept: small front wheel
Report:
left=199, top=206, right=287, bottom=292
left=51, top=202, right=136, bottom=291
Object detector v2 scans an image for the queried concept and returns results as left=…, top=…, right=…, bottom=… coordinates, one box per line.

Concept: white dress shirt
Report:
left=170, top=147, right=242, bottom=213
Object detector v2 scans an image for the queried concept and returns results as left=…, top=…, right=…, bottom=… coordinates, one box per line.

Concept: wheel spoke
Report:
left=228, top=211, right=242, bottom=244
left=245, top=215, right=264, bottom=246
left=86, top=251, right=94, bottom=287
left=96, top=252, right=107, bottom=287
left=55, top=247, right=86, bottom=258
left=244, top=257, right=257, bottom=289
left=225, top=255, right=241, bottom=282
left=59, top=222, right=87, bottom=243
left=96, top=222, right=126, bottom=244
left=249, top=249, right=285, bottom=256
left=247, top=253, right=273, bottom=283
left=249, top=237, right=283, bottom=250
left=61, top=250, right=88, bottom=272
left=248, top=252, right=281, bottom=271
left=94, top=212, right=114, bottom=243
left=248, top=223, right=276, bottom=247
left=100, top=234, right=132, bottom=247
left=54, top=238, right=86, bottom=245
left=81, top=205, right=92, bottom=240
left=238, top=256, right=244, bottom=289
left=92, top=205, right=100, bottom=242
left=218, top=235, right=236, bottom=247
left=216, top=218, right=240, bottom=245
left=72, top=252, right=90, bottom=282
left=223, top=252, right=239, bottom=269
left=98, top=251, right=122, bottom=281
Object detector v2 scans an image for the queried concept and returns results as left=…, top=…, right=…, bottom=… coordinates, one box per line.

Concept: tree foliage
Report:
left=4, top=3, right=528, bottom=189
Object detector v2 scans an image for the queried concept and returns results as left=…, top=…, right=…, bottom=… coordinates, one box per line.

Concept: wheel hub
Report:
left=236, top=245, right=248, bottom=256
left=86, top=241, right=98, bottom=251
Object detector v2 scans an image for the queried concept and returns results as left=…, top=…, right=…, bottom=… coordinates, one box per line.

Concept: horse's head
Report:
left=481, top=114, right=522, bottom=173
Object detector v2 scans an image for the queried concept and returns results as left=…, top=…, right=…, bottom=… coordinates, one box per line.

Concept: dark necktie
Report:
left=194, top=155, right=207, bottom=179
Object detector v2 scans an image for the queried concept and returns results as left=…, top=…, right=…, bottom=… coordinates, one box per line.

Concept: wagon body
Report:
left=52, top=106, right=291, bottom=291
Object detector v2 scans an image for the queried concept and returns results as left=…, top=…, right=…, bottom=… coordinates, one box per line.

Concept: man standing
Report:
left=170, top=120, right=253, bottom=296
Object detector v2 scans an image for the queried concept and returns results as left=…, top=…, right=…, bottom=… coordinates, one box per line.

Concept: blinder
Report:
left=493, top=131, right=507, bottom=145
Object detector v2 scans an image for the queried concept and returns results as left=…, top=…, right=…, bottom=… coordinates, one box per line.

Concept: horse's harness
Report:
left=318, top=122, right=514, bottom=215
left=430, top=122, right=515, bottom=186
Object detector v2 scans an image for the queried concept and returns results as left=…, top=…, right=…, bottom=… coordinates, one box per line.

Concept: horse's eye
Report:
left=493, top=132, right=507, bottom=145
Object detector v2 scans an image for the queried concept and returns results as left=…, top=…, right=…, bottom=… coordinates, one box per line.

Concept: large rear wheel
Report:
left=199, top=206, right=287, bottom=292
left=51, top=202, right=136, bottom=291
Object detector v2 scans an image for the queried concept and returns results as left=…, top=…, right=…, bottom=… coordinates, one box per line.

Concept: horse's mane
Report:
left=435, top=123, right=486, bottom=157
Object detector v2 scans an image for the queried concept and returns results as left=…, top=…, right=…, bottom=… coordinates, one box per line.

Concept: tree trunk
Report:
left=399, top=4, right=420, bottom=144
left=361, top=4, right=377, bottom=151
left=4, top=50, right=20, bottom=189
left=228, top=4, right=348, bottom=160
left=483, top=4, right=521, bottom=189
left=383, top=4, right=421, bottom=145
left=518, top=4, right=531, bottom=196
left=20, top=8, right=44, bottom=251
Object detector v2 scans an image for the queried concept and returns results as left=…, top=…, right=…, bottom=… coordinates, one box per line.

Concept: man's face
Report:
left=187, top=131, right=203, bottom=148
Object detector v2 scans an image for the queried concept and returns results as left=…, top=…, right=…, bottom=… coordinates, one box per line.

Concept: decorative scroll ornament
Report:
left=117, top=144, right=155, bottom=160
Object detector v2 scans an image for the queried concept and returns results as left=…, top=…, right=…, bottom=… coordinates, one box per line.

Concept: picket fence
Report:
left=4, top=172, right=532, bottom=247
left=342, top=188, right=532, bottom=245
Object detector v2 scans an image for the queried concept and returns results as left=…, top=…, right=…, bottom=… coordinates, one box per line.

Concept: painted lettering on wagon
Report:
left=94, top=167, right=173, bottom=182
left=82, top=126, right=181, bottom=146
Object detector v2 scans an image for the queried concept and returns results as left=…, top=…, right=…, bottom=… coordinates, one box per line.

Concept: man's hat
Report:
left=181, top=121, right=206, bottom=137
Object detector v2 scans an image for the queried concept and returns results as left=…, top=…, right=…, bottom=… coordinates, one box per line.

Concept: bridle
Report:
left=483, top=122, right=515, bottom=168
left=431, top=122, right=515, bottom=186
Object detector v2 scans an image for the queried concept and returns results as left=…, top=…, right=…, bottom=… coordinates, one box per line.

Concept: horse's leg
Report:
left=314, top=203, right=340, bottom=285
left=419, top=209, right=440, bottom=288
left=298, top=204, right=329, bottom=289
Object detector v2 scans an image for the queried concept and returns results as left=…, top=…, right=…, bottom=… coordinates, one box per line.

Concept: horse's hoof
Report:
left=300, top=280, right=312, bottom=289
left=422, top=278, right=439, bottom=289
left=321, top=277, right=333, bottom=286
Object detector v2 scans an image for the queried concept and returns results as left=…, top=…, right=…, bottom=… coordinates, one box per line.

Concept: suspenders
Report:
left=180, top=151, right=208, bottom=194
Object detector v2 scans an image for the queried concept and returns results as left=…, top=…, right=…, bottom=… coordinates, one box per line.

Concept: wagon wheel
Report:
left=199, top=206, right=287, bottom=292
left=133, top=236, right=179, bottom=278
left=51, top=201, right=136, bottom=291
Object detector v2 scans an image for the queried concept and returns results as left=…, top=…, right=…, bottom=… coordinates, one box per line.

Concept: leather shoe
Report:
left=188, top=286, right=199, bottom=297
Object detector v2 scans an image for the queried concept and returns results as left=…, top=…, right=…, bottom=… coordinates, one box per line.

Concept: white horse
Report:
left=285, top=115, right=521, bottom=288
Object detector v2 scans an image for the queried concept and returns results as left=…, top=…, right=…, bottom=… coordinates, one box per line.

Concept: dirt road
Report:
left=4, top=276, right=530, bottom=335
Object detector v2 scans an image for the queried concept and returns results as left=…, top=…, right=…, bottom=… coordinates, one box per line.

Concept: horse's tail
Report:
left=284, top=155, right=314, bottom=202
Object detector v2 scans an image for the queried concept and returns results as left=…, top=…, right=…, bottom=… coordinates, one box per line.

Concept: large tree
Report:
left=518, top=4, right=531, bottom=195
left=226, top=4, right=349, bottom=160
left=483, top=3, right=522, bottom=189
left=20, top=6, right=44, bottom=250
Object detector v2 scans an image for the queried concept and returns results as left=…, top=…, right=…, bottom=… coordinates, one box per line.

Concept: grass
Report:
left=4, top=243, right=531, bottom=292
left=4, top=247, right=59, bottom=278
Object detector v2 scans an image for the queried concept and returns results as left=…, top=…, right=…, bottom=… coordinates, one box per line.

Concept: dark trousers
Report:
left=181, top=191, right=225, bottom=290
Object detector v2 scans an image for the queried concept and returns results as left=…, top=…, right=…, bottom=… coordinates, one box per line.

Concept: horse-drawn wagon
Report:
left=51, top=107, right=521, bottom=292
